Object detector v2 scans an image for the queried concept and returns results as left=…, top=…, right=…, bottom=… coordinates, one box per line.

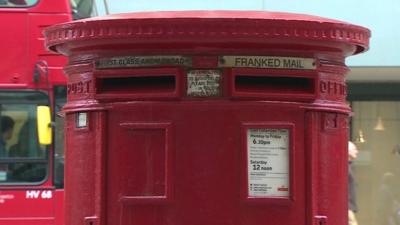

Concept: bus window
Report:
left=54, top=86, right=66, bottom=188
left=70, top=0, right=97, bottom=20
left=0, top=91, right=49, bottom=184
left=0, top=0, right=38, bottom=7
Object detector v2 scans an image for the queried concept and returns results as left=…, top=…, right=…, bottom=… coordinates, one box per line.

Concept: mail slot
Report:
left=45, top=11, right=370, bottom=225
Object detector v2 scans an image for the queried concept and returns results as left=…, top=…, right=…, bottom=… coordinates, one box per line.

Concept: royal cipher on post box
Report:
left=44, top=11, right=370, bottom=225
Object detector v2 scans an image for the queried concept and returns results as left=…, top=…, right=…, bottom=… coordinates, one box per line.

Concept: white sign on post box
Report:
left=247, top=128, right=290, bottom=198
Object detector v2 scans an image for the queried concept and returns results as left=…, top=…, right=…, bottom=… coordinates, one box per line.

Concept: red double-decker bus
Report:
left=0, top=1, right=96, bottom=224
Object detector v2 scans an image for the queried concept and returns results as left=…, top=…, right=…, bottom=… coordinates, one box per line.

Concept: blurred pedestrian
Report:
left=0, top=115, right=15, bottom=157
left=348, top=141, right=359, bottom=225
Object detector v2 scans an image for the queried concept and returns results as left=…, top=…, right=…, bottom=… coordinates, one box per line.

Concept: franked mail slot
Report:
left=233, top=72, right=316, bottom=100
left=96, top=69, right=178, bottom=98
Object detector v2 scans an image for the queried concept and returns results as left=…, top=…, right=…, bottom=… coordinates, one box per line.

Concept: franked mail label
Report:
left=219, top=56, right=316, bottom=70
left=247, top=128, right=290, bottom=198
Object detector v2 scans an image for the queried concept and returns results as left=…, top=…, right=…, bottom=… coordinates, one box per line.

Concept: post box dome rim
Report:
left=44, top=10, right=370, bottom=55
left=78, top=10, right=352, bottom=24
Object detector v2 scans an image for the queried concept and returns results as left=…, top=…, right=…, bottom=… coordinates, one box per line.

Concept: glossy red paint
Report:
left=0, top=0, right=70, bottom=88
left=0, top=0, right=71, bottom=225
left=45, top=11, right=370, bottom=225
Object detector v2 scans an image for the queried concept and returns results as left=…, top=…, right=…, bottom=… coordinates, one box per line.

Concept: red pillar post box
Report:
left=45, top=11, right=370, bottom=225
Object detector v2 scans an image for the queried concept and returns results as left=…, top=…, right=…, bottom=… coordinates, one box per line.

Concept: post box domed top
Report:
left=44, top=10, right=370, bottom=56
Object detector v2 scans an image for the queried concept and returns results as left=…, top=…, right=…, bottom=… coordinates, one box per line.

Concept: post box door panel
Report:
left=106, top=103, right=306, bottom=225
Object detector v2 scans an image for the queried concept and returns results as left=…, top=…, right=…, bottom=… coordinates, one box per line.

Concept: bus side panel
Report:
left=54, top=189, right=65, bottom=225
left=0, top=189, right=55, bottom=225
left=0, top=13, right=28, bottom=86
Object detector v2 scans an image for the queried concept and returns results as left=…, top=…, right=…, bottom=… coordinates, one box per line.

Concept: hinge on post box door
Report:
left=84, top=216, right=98, bottom=225
left=314, top=215, right=328, bottom=225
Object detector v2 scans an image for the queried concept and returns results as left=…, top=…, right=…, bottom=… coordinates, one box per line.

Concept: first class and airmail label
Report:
left=95, top=56, right=192, bottom=68
left=247, top=128, right=290, bottom=198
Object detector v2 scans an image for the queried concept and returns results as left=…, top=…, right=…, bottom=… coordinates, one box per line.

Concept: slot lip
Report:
left=231, top=68, right=318, bottom=102
left=93, top=67, right=182, bottom=100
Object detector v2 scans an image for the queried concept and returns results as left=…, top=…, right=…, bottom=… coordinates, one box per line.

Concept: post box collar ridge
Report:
left=44, top=10, right=370, bottom=56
